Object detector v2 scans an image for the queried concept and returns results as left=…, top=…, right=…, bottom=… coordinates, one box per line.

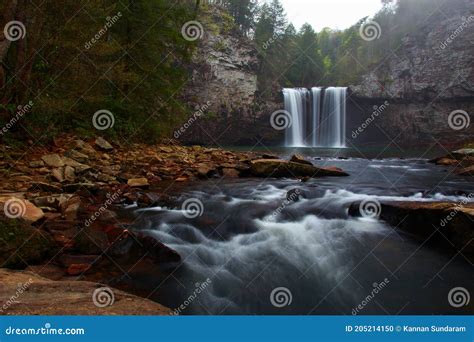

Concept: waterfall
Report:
left=283, top=87, right=347, bottom=148
left=283, top=88, right=309, bottom=147
left=311, top=87, right=322, bottom=147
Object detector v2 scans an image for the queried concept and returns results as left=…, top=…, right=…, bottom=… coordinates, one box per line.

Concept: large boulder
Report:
left=350, top=201, right=474, bottom=258
left=249, top=159, right=349, bottom=178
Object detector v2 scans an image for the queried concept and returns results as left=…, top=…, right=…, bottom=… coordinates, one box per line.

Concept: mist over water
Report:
left=128, top=155, right=474, bottom=315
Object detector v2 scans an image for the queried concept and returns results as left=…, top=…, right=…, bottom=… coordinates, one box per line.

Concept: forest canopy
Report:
left=0, top=0, right=453, bottom=143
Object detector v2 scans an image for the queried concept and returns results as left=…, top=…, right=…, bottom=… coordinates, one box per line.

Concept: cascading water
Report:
left=283, top=87, right=347, bottom=148
left=311, top=87, right=322, bottom=147
left=283, top=88, right=308, bottom=147
left=319, top=87, right=347, bottom=148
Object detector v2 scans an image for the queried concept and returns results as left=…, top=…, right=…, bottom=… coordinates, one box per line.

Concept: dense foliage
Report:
left=1, top=0, right=197, bottom=143
left=0, top=0, right=460, bottom=142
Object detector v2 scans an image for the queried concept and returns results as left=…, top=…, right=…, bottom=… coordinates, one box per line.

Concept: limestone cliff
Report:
left=350, top=0, right=474, bottom=146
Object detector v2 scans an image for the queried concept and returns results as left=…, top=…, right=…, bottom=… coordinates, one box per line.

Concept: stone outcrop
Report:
left=250, top=159, right=349, bottom=178
left=179, top=10, right=282, bottom=146
left=350, top=0, right=474, bottom=146
left=0, top=269, right=170, bottom=315
left=349, top=200, right=474, bottom=259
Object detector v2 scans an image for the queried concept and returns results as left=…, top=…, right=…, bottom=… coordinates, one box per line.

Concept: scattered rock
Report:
left=52, top=168, right=65, bottom=182
left=127, top=178, right=149, bottom=188
left=30, top=182, right=63, bottom=193
left=0, top=197, right=45, bottom=223
left=64, top=166, right=76, bottom=182
left=41, top=154, right=64, bottom=168
left=95, top=137, right=114, bottom=151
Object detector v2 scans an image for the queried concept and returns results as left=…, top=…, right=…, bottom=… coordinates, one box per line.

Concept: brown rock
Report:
left=436, top=158, right=459, bottom=166
left=249, top=159, right=349, bottom=178
left=64, top=166, right=76, bottom=182
left=127, top=178, right=149, bottom=188
left=0, top=197, right=44, bottom=222
left=221, top=168, right=240, bottom=178
left=41, top=154, right=65, bottom=168
left=66, top=264, right=92, bottom=276
left=455, top=165, right=474, bottom=176
left=95, top=137, right=114, bottom=151
left=0, top=268, right=171, bottom=315
left=52, top=167, right=65, bottom=182
left=290, top=154, right=313, bottom=166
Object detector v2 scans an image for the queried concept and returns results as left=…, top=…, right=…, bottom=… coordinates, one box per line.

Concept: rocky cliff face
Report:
left=350, top=0, right=474, bottom=147
left=179, top=12, right=280, bottom=146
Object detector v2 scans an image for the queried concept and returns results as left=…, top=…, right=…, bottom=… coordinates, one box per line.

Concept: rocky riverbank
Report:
left=0, top=136, right=348, bottom=315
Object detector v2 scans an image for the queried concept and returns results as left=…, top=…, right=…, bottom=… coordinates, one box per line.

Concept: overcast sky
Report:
left=277, top=0, right=384, bottom=31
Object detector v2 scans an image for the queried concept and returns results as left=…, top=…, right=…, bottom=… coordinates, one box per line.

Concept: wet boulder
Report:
left=249, top=159, right=349, bottom=178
